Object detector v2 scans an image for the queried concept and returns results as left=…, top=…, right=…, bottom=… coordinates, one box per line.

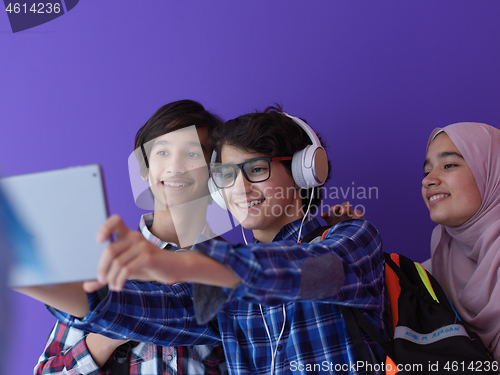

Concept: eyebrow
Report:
left=423, top=151, right=464, bottom=169
left=152, top=139, right=207, bottom=153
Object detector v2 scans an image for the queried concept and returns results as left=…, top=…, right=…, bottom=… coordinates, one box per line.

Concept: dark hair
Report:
left=209, top=105, right=330, bottom=213
left=134, top=100, right=223, bottom=179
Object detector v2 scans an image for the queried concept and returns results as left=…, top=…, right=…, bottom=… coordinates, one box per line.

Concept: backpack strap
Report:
left=339, top=305, right=397, bottom=360
left=338, top=305, right=375, bottom=375
left=110, top=341, right=139, bottom=375
left=157, top=346, right=163, bottom=374
left=384, top=254, right=401, bottom=331
left=414, top=262, right=439, bottom=302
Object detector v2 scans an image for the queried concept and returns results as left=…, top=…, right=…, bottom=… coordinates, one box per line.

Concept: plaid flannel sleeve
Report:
left=194, top=219, right=384, bottom=310
left=35, top=320, right=104, bottom=375
left=48, top=280, right=221, bottom=347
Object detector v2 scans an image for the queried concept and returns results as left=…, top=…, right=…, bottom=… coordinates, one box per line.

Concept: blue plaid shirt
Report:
left=50, top=218, right=389, bottom=374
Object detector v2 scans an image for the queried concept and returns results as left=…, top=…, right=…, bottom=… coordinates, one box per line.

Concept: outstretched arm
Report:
left=15, top=282, right=90, bottom=318
left=16, top=215, right=240, bottom=315
left=90, top=216, right=383, bottom=310
left=84, top=215, right=241, bottom=293
left=19, top=215, right=227, bottom=347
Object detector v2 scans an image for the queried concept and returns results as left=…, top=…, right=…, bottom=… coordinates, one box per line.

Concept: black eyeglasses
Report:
left=210, top=157, right=293, bottom=189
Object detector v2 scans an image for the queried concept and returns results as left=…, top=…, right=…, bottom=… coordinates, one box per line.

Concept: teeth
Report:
left=235, top=199, right=264, bottom=208
left=429, top=194, right=449, bottom=202
left=163, top=181, right=192, bottom=187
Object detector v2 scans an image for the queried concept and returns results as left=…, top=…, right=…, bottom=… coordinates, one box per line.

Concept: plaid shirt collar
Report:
left=252, top=215, right=317, bottom=243
left=139, top=213, right=216, bottom=250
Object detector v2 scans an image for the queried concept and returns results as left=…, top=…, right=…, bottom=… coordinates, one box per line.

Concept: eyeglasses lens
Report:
left=213, top=159, right=271, bottom=188
left=242, top=159, right=270, bottom=183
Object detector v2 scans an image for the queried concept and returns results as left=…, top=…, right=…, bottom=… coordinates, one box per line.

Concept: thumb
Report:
left=83, top=280, right=107, bottom=293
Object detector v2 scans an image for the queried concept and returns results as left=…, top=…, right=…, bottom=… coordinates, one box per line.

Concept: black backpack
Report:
left=302, top=225, right=497, bottom=375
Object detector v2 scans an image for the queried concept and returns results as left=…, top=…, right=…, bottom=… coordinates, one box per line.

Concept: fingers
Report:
left=352, top=208, right=364, bottom=219
left=109, top=250, right=153, bottom=291
left=320, top=204, right=339, bottom=218
left=105, top=243, right=182, bottom=291
left=97, top=228, right=169, bottom=291
left=340, top=201, right=364, bottom=219
left=96, top=215, right=129, bottom=243
left=105, top=239, right=153, bottom=291
left=320, top=201, right=365, bottom=224
left=330, top=204, right=344, bottom=216
left=333, top=201, right=351, bottom=216
left=94, top=215, right=155, bottom=290
left=324, top=202, right=352, bottom=217
left=97, top=229, right=137, bottom=281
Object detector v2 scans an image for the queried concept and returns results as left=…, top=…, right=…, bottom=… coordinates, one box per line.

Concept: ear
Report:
left=140, top=168, right=150, bottom=182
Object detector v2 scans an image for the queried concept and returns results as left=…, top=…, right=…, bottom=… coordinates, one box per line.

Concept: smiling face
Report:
left=220, top=144, right=303, bottom=241
left=146, top=126, right=210, bottom=210
left=422, top=132, right=481, bottom=226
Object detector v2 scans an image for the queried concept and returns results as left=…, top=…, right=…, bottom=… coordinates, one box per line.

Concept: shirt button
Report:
left=277, top=344, right=282, bottom=351
left=166, top=354, right=173, bottom=361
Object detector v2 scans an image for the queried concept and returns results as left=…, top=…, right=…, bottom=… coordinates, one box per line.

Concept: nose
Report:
left=166, top=153, right=186, bottom=175
left=422, top=168, right=440, bottom=189
left=231, top=169, right=252, bottom=195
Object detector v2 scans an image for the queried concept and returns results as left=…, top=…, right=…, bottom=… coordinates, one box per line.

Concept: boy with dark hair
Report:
left=34, top=100, right=227, bottom=375
left=22, top=107, right=389, bottom=375
left=208, top=106, right=327, bottom=216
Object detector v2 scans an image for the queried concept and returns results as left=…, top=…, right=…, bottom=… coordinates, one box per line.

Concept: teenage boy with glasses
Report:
left=20, top=106, right=389, bottom=375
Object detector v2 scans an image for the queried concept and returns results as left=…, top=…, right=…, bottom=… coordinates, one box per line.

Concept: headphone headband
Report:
left=282, top=113, right=322, bottom=148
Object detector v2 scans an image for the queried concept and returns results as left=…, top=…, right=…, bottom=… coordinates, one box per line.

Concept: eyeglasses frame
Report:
left=210, top=156, right=293, bottom=189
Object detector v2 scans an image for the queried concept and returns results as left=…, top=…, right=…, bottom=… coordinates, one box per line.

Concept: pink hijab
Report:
left=429, top=122, right=500, bottom=360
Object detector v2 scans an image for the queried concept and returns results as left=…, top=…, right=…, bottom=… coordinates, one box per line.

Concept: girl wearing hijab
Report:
left=422, top=122, right=500, bottom=361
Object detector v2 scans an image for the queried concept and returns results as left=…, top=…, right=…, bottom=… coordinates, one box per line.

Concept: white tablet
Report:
left=2, top=164, right=109, bottom=287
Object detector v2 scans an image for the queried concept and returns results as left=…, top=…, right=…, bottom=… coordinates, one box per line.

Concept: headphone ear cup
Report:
left=208, top=177, right=227, bottom=209
left=291, top=145, right=328, bottom=189
left=291, top=147, right=309, bottom=189
left=284, top=113, right=328, bottom=189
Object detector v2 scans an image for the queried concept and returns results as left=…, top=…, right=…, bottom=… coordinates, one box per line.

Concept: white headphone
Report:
left=208, top=113, right=328, bottom=209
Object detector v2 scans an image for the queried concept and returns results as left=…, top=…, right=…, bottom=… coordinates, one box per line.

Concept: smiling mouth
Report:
left=235, top=199, right=265, bottom=208
left=429, top=194, right=450, bottom=202
left=162, top=181, right=193, bottom=187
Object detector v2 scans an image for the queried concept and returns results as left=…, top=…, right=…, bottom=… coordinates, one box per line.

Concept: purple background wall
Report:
left=1, top=1, right=499, bottom=373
